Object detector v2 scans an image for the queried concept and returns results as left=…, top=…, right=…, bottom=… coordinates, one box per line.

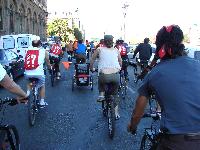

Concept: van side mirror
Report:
left=17, top=50, right=20, bottom=53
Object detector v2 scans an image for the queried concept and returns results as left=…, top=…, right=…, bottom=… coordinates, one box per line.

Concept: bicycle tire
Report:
left=51, top=70, right=54, bottom=87
left=102, top=100, right=107, bottom=117
left=28, top=91, right=37, bottom=126
left=4, top=125, right=20, bottom=150
left=71, top=76, right=75, bottom=91
left=107, top=98, right=115, bottom=139
left=140, top=133, right=153, bottom=150
left=90, top=76, right=93, bottom=91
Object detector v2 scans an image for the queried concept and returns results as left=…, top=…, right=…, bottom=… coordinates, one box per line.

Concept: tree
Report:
left=47, top=18, right=73, bottom=42
left=74, top=28, right=83, bottom=40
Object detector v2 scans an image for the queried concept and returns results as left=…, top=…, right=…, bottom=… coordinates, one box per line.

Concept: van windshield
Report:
left=3, top=37, right=15, bottom=49
left=17, top=37, right=29, bottom=48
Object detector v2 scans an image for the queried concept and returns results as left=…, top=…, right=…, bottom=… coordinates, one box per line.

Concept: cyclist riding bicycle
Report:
left=75, top=39, right=87, bottom=64
left=24, top=37, right=51, bottom=107
left=49, top=39, right=63, bottom=79
left=0, top=64, right=27, bottom=103
left=90, top=35, right=122, bottom=120
left=128, top=25, right=200, bottom=149
left=115, top=39, right=129, bottom=80
left=133, top=38, right=152, bottom=73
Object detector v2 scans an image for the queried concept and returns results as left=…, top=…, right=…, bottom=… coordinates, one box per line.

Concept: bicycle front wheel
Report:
left=28, top=92, right=37, bottom=126
left=4, top=125, right=20, bottom=150
left=107, top=98, right=115, bottom=139
left=140, top=134, right=153, bottom=150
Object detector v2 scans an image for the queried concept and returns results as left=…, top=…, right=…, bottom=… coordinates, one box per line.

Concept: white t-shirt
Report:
left=24, top=47, right=46, bottom=76
left=0, top=64, right=7, bottom=81
left=98, top=47, right=121, bottom=74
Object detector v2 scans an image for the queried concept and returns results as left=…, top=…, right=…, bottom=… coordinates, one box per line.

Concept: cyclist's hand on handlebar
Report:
left=127, top=123, right=137, bottom=135
left=16, top=96, right=29, bottom=104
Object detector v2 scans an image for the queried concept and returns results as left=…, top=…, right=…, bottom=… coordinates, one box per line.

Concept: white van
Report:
left=1, top=34, right=40, bottom=59
left=185, top=44, right=200, bottom=60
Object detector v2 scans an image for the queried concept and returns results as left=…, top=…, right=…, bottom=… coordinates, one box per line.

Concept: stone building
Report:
left=0, top=0, right=47, bottom=40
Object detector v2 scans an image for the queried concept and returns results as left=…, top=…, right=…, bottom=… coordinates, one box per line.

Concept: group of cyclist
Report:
left=1, top=24, right=200, bottom=149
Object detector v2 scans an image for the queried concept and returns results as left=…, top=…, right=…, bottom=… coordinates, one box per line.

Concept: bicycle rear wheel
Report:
left=107, top=98, right=115, bottom=139
left=28, top=92, right=37, bottom=126
left=2, top=125, right=20, bottom=150
left=51, top=70, right=55, bottom=87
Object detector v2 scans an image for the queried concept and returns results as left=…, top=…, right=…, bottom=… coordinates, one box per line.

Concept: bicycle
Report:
left=50, top=64, right=56, bottom=87
left=119, top=70, right=128, bottom=99
left=140, top=95, right=161, bottom=150
left=101, top=83, right=116, bottom=139
left=140, top=112, right=162, bottom=150
left=134, top=58, right=149, bottom=83
left=0, top=97, right=21, bottom=150
left=27, top=78, right=43, bottom=126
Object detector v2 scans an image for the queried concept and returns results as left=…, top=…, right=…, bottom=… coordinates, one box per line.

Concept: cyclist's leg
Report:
left=25, top=75, right=32, bottom=96
left=97, top=73, right=105, bottom=102
left=37, top=76, right=47, bottom=106
left=103, top=73, right=120, bottom=119
left=54, top=57, right=61, bottom=78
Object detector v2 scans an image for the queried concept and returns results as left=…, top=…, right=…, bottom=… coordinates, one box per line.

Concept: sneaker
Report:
left=115, top=114, right=120, bottom=120
left=97, top=96, right=105, bottom=102
left=57, top=72, right=61, bottom=77
left=39, top=99, right=48, bottom=108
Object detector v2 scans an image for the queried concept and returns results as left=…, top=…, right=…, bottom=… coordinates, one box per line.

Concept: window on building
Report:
left=0, top=7, right=3, bottom=30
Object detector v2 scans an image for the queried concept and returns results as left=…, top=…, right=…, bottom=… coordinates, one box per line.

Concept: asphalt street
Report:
left=0, top=53, right=154, bottom=150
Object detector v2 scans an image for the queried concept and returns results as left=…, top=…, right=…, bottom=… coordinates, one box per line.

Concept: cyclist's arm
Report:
left=45, top=51, right=51, bottom=69
left=130, top=95, right=148, bottom=129
left=133, top=45, right=140, bottom=58
left=0, top=74, right=27, bottom=98
left=89, top=48, right=99, bottom=70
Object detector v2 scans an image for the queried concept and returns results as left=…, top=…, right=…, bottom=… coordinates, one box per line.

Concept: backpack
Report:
left=24, top=50, right=39, bottom=70
left=118, top=45, right=127, bottom=56
left=50, top=44, right=62, bottom=55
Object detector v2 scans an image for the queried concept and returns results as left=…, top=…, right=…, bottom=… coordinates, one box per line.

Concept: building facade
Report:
left=0, top=0, right=47, bottom=40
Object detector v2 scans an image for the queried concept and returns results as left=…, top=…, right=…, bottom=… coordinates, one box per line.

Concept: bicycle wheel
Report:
left=71, top=76, right=75, bottom=91
left=102, top=100, right=107, bottom=117
left=107, top=98, right=115, bottom=139
left=28, top=91, right=37, bottom=126
left=90, top=76, right=93, bottom=91
left=3, top=125, right=20, bottom=150
left=51, top=69, right=55, bottom=87
left=140, top=133, right=153, bottom=150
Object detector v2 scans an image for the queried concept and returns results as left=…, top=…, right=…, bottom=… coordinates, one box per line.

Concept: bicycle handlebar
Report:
left=143, top=112, right=161, bottom=120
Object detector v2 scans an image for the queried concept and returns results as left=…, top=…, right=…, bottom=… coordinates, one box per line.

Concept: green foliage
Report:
left=74, top=28, right=83, bottom=40
left=184, top=34, right=190, bottom=43
left=47, top=18, right=74, bottom=42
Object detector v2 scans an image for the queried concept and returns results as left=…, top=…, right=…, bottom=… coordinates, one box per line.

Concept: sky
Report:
left=47, top=0, right=200, bottom=42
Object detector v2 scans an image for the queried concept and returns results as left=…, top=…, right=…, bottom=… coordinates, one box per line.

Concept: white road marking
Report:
left=127, top=86, right=136, bottom=94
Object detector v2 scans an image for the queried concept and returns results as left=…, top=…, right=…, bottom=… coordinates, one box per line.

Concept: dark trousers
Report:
left=157, top=134, right=200, bottom=150
left=50, top=56, right=60, bottom=73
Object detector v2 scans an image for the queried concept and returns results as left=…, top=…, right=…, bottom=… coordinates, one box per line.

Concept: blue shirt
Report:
left=138, top=56, right=200, bottom=134
left=76, top=43, right=86, bottom=54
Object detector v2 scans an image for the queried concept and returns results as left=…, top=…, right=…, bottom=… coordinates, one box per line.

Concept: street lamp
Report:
left=122, top=3, right=129, bottom=42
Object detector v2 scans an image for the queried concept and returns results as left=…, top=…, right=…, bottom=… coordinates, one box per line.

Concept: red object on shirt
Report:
left=117, top=45, right=127, bottom=56
left=24, top=50, right=39, bottom=70
left=50, top=44, right=62, bottom=55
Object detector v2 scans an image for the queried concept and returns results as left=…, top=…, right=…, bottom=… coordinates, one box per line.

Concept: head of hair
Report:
left=78, top=39, right=83, bottom=44
left=116, top=39, right=124, bottom=45
left=32, top=40, right=41, bottom=47
left=104, top=35, right=114, bottom=48
left=144, top=38, right=150, bottom=44
left=155, top=25, right=185, bottom=59
left=100, top=39, right=104, bottom=44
